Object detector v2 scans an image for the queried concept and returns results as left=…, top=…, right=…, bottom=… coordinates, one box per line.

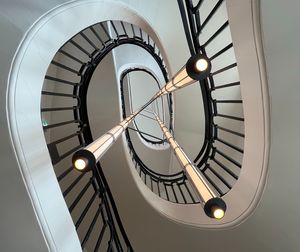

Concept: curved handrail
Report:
left=120, top=68, right=200, bottom=204
left=121, top=68, right=171, bottom=145
left=42, top=20, right=172, bottom=251
left=177, top=0, right=245, bottom=196
left=75, top=22, right=197, bottom=205
left=41, top=19, right=183, bottom=250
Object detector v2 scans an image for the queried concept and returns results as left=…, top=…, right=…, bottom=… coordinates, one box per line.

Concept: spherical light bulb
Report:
left=195, top=58, right=208, bottom=72
left=74, top=159, right=87, bottom=171
left=213, top=208, right=225, bottom=219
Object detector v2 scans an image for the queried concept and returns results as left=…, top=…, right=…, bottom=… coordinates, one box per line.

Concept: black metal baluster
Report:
left=120, top=21, right=128, bottom=36
left=183, top=182, right=196, bottom=203
left=57, top=166, right=74, bottom=182
left=90, top=26, right=105, bottom=47
left=81, top=206, right=102, bottom=248
left=75, top=191, right=97, bottom=229
left=43, top=120, right=79, bottom=130
left=213, top=81, right=240, bottom=90
left=203, top=21, right=229, bottom=47
left=210, top=43, right=233, bottom=60
left=51, top=60, right=80, bottom=75
left=100, top=22, right=111, bottom=41
left=80, top=31, right=99, bottom=50
left=63, top=173, right=86, bottom=197
left=215, top=137, right=244, bottom=153
left=45, top=75, right=78, bottom=86
left=110, top=21, right=119, bottom=38
left=70, top=39, right=91, bottom=57
left=198, top=0, right=224, bottom=34
left=215, top=148, right=242, bottom=168
left=211, top=62, right=237, bottom=76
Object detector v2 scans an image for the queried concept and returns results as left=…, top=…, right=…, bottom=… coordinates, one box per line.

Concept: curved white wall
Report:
left=107, top=0, right=270, bottom=229
left=1, top=0, right=172, bottom=250
left=3, top=0, right=300, bottom=251
left=110, top=1, right=300, bottom=251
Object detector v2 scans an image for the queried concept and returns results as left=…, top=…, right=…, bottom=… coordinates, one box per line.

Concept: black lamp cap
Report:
left=204, top=197, right=227, bottom=219
left=186, top=54, right=211, bottom=81
left=72, top=149, right=96, bottom=172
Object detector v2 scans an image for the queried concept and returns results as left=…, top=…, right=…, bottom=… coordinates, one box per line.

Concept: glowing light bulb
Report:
left=213, top=208, right=225, bottom=219
left=195, top=58, right=208, bottom=72
left=74, top=159, right=87, bottom=170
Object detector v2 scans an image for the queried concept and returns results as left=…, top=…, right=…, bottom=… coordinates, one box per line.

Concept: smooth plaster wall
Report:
left=0, top=0, right=177, bottom=250
left=2, top=0, right=300, bottom=251
left=94, top=1, right=300, bottom=252
left=0, top=1, right=69, bottom=251
left=112, top=1, right=300, bottom=251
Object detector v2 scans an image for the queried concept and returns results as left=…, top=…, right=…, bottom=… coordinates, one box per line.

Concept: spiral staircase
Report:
left=1, top=0, right=300, bottom=252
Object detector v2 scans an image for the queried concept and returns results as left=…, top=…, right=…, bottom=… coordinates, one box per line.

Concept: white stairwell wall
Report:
left=0, top=0, right=174, bottom=250
left=1, top=0, right=300, bottom=252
